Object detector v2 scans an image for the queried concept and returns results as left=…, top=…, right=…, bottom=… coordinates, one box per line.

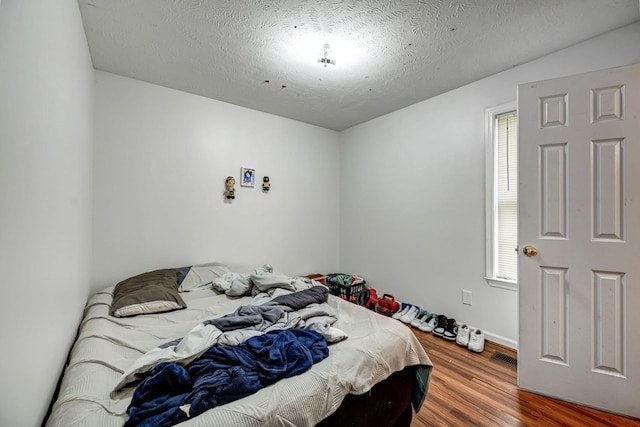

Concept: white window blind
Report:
left=495, top=112, right=518, bottom=281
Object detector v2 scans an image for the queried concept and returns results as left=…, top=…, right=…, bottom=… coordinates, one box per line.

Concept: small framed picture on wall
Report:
left=241, top=167, right=255, bottom=187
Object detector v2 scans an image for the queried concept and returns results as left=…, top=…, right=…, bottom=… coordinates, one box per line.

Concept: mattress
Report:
left=45, top=283, right=432, bottom=426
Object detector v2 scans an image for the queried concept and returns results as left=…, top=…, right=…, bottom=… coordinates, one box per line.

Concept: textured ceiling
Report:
left=79, top=0, right=640, bottom=130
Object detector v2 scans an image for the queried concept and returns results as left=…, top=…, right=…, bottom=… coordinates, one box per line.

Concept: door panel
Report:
left=591, top=138, right=624, bottom=241
left=518, top=63, right=640, bottom=417
left=539, top=266, right=569, bottom=365
left=540, top=143, right=568, bottom=238
left=592, top=270, right=625, bottom=377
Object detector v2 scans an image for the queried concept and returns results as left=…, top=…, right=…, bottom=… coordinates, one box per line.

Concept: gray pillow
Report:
left=111, top=269, right=187, bottom=317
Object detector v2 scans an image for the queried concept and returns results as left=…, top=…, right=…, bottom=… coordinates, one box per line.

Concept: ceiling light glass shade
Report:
left=287, top=35, right=363, bottom=69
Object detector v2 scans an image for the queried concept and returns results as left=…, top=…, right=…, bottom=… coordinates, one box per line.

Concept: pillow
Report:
left=111, top=269, right=187, bottom=317
left=178, top=262, right=231, bottom=292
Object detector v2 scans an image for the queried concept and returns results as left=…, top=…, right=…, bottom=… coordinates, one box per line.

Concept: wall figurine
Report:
left=262, top=176, right=270, bottom=192
left=224, top=176, right=236, bottom=200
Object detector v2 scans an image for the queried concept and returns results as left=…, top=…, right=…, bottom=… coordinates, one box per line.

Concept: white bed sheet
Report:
left=46, top=285, right=432, bottom=427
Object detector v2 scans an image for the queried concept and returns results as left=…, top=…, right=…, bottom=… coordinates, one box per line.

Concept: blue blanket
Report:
left=124, top=329, right=329, bottom=427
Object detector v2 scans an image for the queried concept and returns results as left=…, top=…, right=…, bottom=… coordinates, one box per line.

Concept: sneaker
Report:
left=410, top=310, right=429, bottom=328
left=443, top=318, right=458, bottom=341
left=468, top=329, right=485, bottom=353
left=391, top=304, right=411, bottom=320
left=400, top=305, right=420, bottom=324
left=418, top=313, right=438, bottom=332
left=456, top=324, right=471, bottom=347
left=432, top=315, right=448, bottom=337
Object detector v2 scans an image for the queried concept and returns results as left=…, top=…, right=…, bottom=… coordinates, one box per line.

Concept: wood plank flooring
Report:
left=410, top=328, right=640, bottom=427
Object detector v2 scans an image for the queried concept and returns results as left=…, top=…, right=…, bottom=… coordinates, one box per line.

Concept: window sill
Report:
left=485, top=277, right=518, bottom=291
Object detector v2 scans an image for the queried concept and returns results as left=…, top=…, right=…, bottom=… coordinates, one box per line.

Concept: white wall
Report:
left=339, top=22, right=640, bottom=348
left=93, top=71, right=341, bottom=291
left=0, top=1, right=94, bottom=426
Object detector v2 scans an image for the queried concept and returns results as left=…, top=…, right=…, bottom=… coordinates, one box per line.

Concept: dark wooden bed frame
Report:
left=316, top=367, right=414, bottom=427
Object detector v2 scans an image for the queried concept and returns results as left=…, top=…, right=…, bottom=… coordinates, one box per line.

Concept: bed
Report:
left=44, top=264, right=432, bottom=427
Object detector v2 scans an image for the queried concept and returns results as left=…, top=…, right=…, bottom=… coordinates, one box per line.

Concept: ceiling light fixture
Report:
left=318, top=44, right=336, bottom=68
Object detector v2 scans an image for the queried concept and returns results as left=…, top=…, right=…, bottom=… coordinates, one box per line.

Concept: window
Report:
left=485, top=102, right=518, bottom=290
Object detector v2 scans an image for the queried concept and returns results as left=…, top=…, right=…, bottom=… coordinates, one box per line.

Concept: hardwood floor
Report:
left=410, top=328, right=640, bottom=427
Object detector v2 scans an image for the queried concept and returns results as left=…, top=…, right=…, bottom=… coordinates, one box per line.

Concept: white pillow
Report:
left=113, top=300, right=185, bottom=317
left=178, top=262, right=231, bottom=292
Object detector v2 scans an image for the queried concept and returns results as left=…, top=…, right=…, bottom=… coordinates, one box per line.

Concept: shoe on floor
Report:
left=468, top=329, right=485, bottom=353
left=418, top=313, right=438, bottom=332
left=432, top=314, right=448, bottom=337
left=391, top=304, right=411, bottom=320
left=443, top=318, right=458, bottom=341
left=400, top=305, right=420, bottom=323
left=411, top=310, right=429, bottom=328
left=456, top=324, right=470, bottom=347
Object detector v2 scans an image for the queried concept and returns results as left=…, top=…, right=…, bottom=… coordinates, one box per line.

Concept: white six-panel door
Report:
left=518, top=63, right=640, bottom=417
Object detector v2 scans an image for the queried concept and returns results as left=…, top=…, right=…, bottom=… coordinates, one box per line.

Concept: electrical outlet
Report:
left=462, top=290, right=473, bottom=306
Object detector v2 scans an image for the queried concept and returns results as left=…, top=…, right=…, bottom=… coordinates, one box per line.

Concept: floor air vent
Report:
left=491, top=352, right=518, bottom=366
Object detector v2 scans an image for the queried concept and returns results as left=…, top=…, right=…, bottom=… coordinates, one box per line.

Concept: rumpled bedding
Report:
left=125, top=329, right=328, bottom=427
left=212, top=265, right=310, bottom=298
left=114, top=286, right=339, bottom=390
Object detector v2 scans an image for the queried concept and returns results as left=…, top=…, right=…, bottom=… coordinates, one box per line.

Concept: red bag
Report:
left=364, top=287, right=379, bottom=310
left=375, top=294, right=400, bottom=316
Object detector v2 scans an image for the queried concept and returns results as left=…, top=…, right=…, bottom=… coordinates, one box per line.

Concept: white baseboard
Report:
left=484, top=331, right=518, bottom=350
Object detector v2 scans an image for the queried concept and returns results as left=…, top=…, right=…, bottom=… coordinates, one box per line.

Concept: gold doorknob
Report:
left=523, top=245, right=538, bottom=257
